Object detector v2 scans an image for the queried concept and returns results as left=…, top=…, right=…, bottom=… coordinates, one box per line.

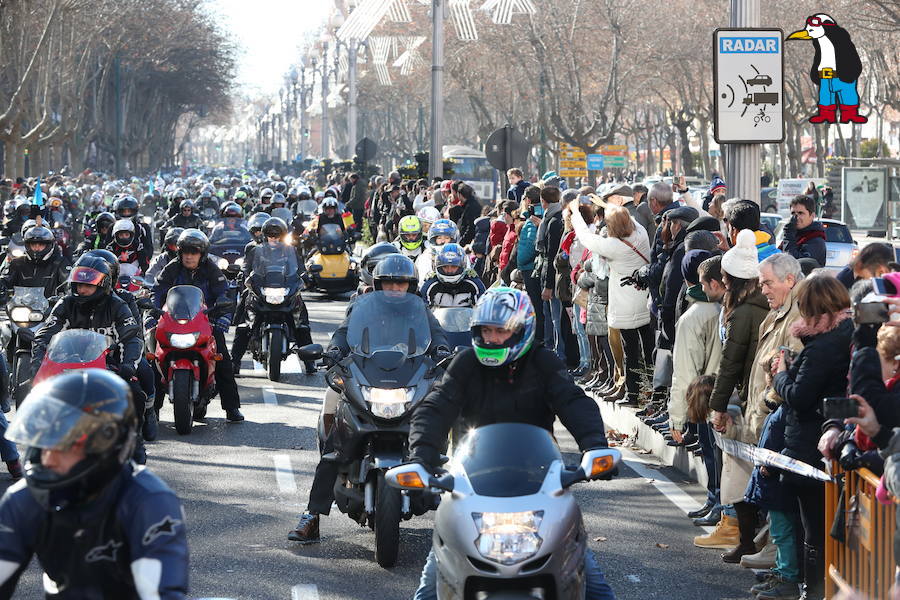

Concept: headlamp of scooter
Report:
left=360, top=386, right=414, bottom=419
left=472, top=511, right=544, bottom=565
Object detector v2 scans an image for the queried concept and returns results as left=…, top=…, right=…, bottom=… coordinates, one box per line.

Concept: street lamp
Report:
left=319, top=30, right=332, bottom=159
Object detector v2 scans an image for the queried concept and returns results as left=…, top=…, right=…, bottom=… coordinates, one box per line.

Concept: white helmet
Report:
left=112, top=219, right=136, bottom=248
left=416, top=206, right=441, bottom=225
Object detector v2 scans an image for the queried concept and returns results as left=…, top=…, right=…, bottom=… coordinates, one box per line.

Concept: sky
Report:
left=208, top=0, right=332, bottom=95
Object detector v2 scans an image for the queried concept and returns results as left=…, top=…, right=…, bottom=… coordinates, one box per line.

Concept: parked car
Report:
left=760, top=212, right=781, bottom=236
left=760, top=187, right=778, bottom=213
left=774, top=218, right=858, bottom=270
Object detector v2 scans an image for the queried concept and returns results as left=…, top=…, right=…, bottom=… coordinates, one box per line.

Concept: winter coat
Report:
left=623, top=200, right=656, bottom=246
left=744, top=286, right=804, bottom=442
left=456, top=197, right=482, bottom=246
left=570, top=208, right=651, bottom=330
left=849, top=344, right=900, bottom=449
left=658, top=232, right=688, bottom=350
left=668, top=296, right=723, bottom=430
left=781, top=220, right=827, bottom=267
left=408, top=346, right=608, bottom=469
left=709, top=288, right=769, bottom=413
left=744, top=404, right=792, bottom=511
left=516, top=220, right=538, bottom=273
left=499, top=226, right=518, bottom=272
left=535, top=203, right=564, bottom=291
left=471, top=216, right=492, bottom=256
left=773, top=313, right=852, bottom=465
left=507, top=180, right=529, bottom=204
left=0, top=246, right=71, bottom=299
left=579, top=256, right=609, bottom=336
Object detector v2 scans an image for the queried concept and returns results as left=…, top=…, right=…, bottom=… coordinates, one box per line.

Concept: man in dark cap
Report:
left=658, top=205, right=699, bottom=352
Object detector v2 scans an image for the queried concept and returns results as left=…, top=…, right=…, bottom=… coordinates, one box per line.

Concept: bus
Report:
left=443, top=145, right=498, bottom=202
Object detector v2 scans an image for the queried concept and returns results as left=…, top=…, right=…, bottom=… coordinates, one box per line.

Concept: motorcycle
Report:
left=210, top=217, right=251, bottom=281
left=199, top=205, right=218, bottom=236
left=297, top=291, right=441, bottom=568
left=33, top=329, right=110, bottom=385
left=245, top=243, right=305, bottom=382
left=2, top=286, right=51, bottom=407
left=386, top=423, right=621, bottom=600
left=149, top=285, right=233, bottom=435
left=305, top=223, right=359, bottom=295
left=431, top=307, right=473, bottom=350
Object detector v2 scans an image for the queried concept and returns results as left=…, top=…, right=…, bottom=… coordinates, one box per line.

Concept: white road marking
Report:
left=626, top=574, right=641, bottom=583
left=619, top=447, right=715, bottom=534
left=262, top=387, right=278, bottom=406
left=253, top=360, right=263, bottom=372
left=291, top=584, right=320, bottom=600
left=272, top=454, right=297, bottom=494
left=252, top=355, right=302, bottom=373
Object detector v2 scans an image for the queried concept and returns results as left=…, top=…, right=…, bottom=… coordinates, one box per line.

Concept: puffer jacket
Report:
left=516, top=220, right=538, bottom=273
left=578, top=256, right=609, bottom=337
left=709, top=288, right=769, bottom=413
left=570, top=209, right=650, bottom=330
left=744, top=403, right=791, bottom=511
left=773, top=313, right=852, bottom=465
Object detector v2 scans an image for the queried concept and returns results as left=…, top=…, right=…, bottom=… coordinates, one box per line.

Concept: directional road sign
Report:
left=587, top=154, right=604, bottom=170
left=713, top=28, right=785, bottom=144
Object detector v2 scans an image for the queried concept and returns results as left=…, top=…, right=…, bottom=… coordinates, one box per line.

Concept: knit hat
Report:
left=682, top=249, right=714, bottom=285
left=721, top=229, right=760, bottom=279
left=709, top=176, right=726, bottom=195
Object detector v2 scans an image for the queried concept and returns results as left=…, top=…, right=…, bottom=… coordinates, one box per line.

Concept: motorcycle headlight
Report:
left=361, top=387, right=413, bottom=419
left=217, top=257, right=229, bottom=270
left=29, top=311, right=43, bottom=321
left=10, top=248, right=24, bottom=258
left=261, top=286, right=287, bottom=304
left=235, top=257, right=244, bottom=266
left=9, top=307, right=31, bottom=322
left=168, top=332, right=199, bottom=349
left=472, top=511, right=544, bottom=565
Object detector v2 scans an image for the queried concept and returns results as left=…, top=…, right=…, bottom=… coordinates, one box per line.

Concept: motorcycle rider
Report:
left=288, top=254, right=451, bottom=544
left=419, top=243, right=485, bottom=308
left=164, top=200, right=202, bottom=231
left=231, top=216, right=315, bottom=376
left=30, top=254, right=148, bottom=463
left=151, top=229, right=243, bottom=423
left=2, top=200, right=31, bottom=237
left=251, top=188, right=275, bottom=214
left=415, top=218, right=459, bottom=281
left=393, top=215, right=425, bottom=259
left=114, top=196, right=154, bottom=256
left=77, top=211, right=116, bottom=254
left=355, top=242, right=400, bottom=296
left=407, top=287, right=614, bottom=600
left=0, top=369, right=189, bottom=599
left=0, top=225, right=71, bottom=299
left=196, top=186, right=219, bottom=216
left=166, top=187, right=189, bottom=218
left=109, top=219, right=151, bottom=274
left=146, top=227, right=184, bottom=283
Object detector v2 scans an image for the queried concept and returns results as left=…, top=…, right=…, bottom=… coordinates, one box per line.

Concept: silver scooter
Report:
left=387, top=423, right=620, bottom=600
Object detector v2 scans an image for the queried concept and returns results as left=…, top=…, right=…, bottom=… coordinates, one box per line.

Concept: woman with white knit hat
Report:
left=694, top=229, right=771, bottom=562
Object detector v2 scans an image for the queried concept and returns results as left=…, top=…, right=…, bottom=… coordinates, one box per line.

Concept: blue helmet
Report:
left=434, top=243, right=468, bottom=285
left=427, top=219, right=459, bottom=247
left=470, top=287, right=535, bottom=367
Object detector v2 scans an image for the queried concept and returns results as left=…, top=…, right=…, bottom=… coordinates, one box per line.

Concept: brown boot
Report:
left=288, top=512, right=320, bottom=544
left=694, top=514, right=740, bottom=549
left=6, top=460, right=22, bottom=481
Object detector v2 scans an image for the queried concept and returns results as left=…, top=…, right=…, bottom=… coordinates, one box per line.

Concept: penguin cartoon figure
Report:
left=787, top=14, right=867, bottom=125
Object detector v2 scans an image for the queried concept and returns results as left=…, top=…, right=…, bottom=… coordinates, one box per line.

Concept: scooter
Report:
left=297, top=290, right=442, bottom=568
left=387, top=423, right=621, bottom=599
left=149, top=285, right=233, bottom=435
left=304, top=223, right=360, bottom=295
left=33, top=329, right=110, bottom=385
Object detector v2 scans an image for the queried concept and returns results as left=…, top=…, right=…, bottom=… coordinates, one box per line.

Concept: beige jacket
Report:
left=743, top=285, right=804, bottom=442
left=668, top=297, right=723, bottom=430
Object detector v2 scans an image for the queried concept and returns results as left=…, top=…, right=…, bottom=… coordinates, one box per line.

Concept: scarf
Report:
left=686, top=284, right=708, bottom=302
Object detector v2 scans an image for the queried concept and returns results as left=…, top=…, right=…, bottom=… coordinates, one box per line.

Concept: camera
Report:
left=853, top=300, right=889, bottom=325
left=872, top=276, right=899, bottom=298
left=838, top=440, right=884, bottom=474
left=823, top=396, right=859, bottom=421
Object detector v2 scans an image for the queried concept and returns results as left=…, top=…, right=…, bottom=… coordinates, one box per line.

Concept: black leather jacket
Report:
left=0, top=247, right=71, bottom=298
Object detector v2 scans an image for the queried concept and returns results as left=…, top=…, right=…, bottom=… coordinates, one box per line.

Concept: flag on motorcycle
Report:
left=342, top=211, right=355, bottom=230
left=148, top=178, right=155, bottom=194
left=33, top=176, right=43, bottom=206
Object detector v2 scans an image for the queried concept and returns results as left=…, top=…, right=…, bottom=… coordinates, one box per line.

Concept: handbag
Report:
left=652, top=349, right=673, bottom=389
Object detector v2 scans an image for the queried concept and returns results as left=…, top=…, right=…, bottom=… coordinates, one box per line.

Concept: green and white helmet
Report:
left=471, top=287, right=535, bottom=367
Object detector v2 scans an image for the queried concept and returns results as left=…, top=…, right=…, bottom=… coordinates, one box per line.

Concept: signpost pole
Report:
left=429, top=0, right=444, bottom=180
left=725, top=0, right=761, bottom=205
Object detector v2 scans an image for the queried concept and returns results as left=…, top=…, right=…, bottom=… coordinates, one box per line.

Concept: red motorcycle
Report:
left=33, top=329, right=110, bottom=385
left=150, top=285, right=232, bottom=435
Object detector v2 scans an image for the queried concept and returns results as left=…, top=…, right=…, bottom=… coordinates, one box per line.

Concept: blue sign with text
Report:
left=719, top=37, right=779, bottom=53
left=587, top=154, right=604, bottom=170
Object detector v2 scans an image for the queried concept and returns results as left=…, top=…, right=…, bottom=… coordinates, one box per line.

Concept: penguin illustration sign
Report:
left=713, top=28, right=785, bottom=144
left=786, top=14, right=867, bottom=124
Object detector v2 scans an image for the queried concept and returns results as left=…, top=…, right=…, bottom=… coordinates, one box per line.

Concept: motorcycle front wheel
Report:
left=12, top=353, right=30, bottom=408
left=267, top=329, right=282, bottom=382
left=374, top=472, right=402, bottom=568
left=172, top=369, right=194, bottom=435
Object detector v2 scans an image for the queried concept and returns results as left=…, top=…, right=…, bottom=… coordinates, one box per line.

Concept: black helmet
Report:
left=179, top=199, right=195, bottom=213
left=271, top=192, right=286, bottom=207
left=94, top=211, right=115, bottom=232
left=8, top=369, right=136, bottom=509
left=220, top=202, right=243, bottom=218
left=177, top=228, right=209, bottom=259
left=69, top=254, right=113, bottom=304
left=113, top=195, right=138, bottom=219
left=372, top=254, right=417, bottom=293
left=82, top=248, right=120, bottom=281
left=360, top=242, right=401, bottom=287
left=248, top=212, right=269, bottom=238
left=23, top=225, right=56, bottom=261
left=142, top=192, right=154, bottom=204
left=261, top=217, right=288, bottom=239
left=164, top=227, right=185, bottom=252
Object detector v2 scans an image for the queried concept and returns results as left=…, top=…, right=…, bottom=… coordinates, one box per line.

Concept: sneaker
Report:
left=750, top=572, right=779, bottom=594
left=693, top=506, right=722, bottom=526
left=142, top=407, right=159, bottom=442
left=687, top=500, right=715, bottom=519
left=756, top=578, right=801, bottom=600
left=288, top=512, right=320, bottom=544
left=694, top=514, right=739, bottom=549
left=225, top=408, right=245, bottom=423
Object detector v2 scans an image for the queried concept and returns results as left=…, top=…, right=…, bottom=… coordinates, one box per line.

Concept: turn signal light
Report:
left=213, top=353, right=224, bottom=361
left=145, top=352, right=156, bottom=361
left=590, top=455, right=614, bottom=477
left=396, top=472, right=426, bottom=488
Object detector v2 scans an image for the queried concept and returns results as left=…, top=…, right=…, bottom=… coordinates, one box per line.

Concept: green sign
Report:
left=603, top=155, right=627, bottom=168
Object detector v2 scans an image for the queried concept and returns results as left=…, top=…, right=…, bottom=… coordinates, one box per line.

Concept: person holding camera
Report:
left=780, top=195, right=827, bottom=268
left=773, top=273, right=853, bottom=600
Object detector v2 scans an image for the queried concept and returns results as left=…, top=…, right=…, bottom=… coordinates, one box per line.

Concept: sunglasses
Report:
left=806, top=16, right=833, bottom=26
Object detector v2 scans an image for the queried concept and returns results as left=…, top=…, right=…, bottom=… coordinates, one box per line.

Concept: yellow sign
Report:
left=602, top=145, right=628, bottom=155
left=559, top=142, right=586, bottom=159
left=560, top=159, right=587, bottom=169
left=559, top=169, right=588, bottom=178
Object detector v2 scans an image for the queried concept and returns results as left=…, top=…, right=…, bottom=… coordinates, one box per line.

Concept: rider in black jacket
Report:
left=0, top=370, right=189, bottom=600
left=0, top=225, right=71, bottom=298
left=163, top=200, right=202, bottom=231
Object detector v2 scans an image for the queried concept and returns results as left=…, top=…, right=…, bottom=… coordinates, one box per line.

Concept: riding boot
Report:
left=231, top=325, right=251, bottom=374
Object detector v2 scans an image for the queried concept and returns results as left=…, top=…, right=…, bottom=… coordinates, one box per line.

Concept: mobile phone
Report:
left=778, top=345, right=797, bottom=360
left=854, top=301, right=889, bottom=324
left=872, top=277, right=898, bottom=297
left=823, top=397, right=859, bottom=421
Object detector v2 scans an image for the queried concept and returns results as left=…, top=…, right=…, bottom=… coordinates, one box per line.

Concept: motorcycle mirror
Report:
left=308, top=264, right=324, bottom=273
left=579, top=448, right=621, bottom=481
left=297, top=343, right=323, bottom=360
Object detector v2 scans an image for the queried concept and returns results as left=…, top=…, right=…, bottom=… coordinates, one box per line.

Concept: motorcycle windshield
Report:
left=453, top=423, right=562, bottom=498
left=296, top=200, right=317, bottom=215
left=46, top=329, right=108, bottom=363
left=432, top=307, right=472, bottom=333
left=346, top=291, right=431, bottom=357
left=271, top=207, right=293, bottom=224
left=251, top=243, right=300, bottom=287
left=12, top=286, right=49, bottom=312
left=210, top=221, right=251, bottom=246
left=200, top=207, right=217, bottom=220
left=319, top=223, right=344, bottom=244
left=165, top=285, right=204, bottom=321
